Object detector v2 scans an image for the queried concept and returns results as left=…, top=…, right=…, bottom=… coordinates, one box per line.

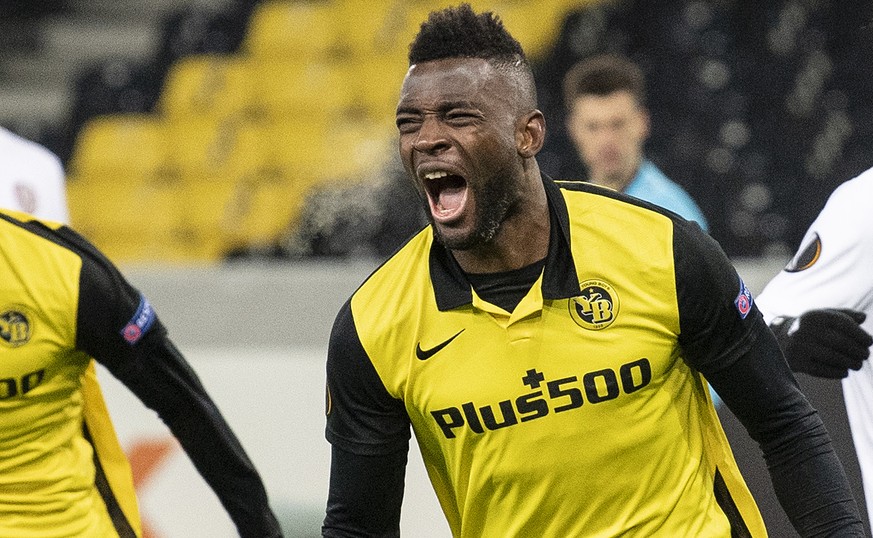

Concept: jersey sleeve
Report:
left=63, top=227, right=282, bottom=538
left=323, top=300, right=410, bottom=534
left=673, top=218, right=762, bottom=373
left=325, top=299, right=411, bottom=455
left=673, top=219, right=864, bottom=534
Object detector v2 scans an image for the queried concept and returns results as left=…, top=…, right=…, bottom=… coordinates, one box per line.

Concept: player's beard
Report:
left=427, top=172, right=520, bottom=252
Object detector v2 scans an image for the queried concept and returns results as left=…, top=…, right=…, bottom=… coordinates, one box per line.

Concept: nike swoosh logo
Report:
left=416, top=329, right=465, bottom=361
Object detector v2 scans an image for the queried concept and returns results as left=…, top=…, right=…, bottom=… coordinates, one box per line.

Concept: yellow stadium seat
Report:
left=263, top=116, right=395, bottom=194
left=180, top=171, right=303, bottom=253
left=68, top=114, right=172, bottom=177
left=164, top=114, right=394, bottom=253
left=253, top=59, right=359, bottom=119
left=67, top=173, right=179, bottom=231
left=231, top=173, right=303, bottom=247
left=331, top=0, right=406, bottom=57
left=243, top=1, right=346, bottom=60
left=167, top=117, right=271, bottom=180
left=66, top=172, right=193, bottom=264
left=158, top=54, right=261, bottom=120
left=344, top=54, right=407, bottom=120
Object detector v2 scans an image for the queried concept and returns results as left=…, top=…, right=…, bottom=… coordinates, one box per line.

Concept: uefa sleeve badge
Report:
left=734, top=277, right=753, bottom=319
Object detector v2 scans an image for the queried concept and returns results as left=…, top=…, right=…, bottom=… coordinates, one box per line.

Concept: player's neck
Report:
left=453, top=184, right=550, bottom=275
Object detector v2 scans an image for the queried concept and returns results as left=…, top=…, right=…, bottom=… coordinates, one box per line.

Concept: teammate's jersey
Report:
left=327, top=177, right=767, bottom=537
left=0, top=210, right=141, bottom=537
left=0, top=210, right=279, bottom=538
left=757, top=167, right=873, bottom=531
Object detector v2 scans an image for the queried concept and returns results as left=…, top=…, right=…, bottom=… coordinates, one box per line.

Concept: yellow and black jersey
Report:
left=325, top=177, right=861, bottom=537
left=0, top=210, right=280, bottom=538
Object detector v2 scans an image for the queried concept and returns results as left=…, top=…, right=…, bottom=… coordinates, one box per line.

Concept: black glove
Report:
left=770, top=309, right=873, bottom=378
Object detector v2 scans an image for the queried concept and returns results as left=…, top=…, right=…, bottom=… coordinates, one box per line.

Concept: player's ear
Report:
left=639, top=105, right=651, bottom=140
left=517, top=110, right=545, bottom=158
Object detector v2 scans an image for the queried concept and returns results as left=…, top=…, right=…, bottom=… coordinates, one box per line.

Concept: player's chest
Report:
left=0, top=296, right=82, bottom=400
left=403, top=294, right=681, bottom=419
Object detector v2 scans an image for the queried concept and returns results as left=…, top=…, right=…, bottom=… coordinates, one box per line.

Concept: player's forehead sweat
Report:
left=405, top=3, right=537, bottom=108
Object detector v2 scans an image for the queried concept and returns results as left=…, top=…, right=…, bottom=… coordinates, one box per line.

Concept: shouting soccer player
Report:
left=323, top=4, right=864, bottom=536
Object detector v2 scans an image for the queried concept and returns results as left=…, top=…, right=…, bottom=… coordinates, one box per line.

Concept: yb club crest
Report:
left=570, top=280, right=619, bottom=330
left=0, top=308, right=32, bottom=347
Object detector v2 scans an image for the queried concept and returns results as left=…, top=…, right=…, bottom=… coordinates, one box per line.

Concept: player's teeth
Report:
left=425, top=171, right=449, bottom=180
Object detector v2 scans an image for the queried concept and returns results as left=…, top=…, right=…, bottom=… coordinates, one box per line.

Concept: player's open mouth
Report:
left=424, top=170, right=468, bottom=223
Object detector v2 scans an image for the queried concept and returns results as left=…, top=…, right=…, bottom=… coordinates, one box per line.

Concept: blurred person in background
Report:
left=756, top=166, right=873, bottom=532
left=0, top=208, right=283, bottom=537
left=564, top=54, right=725, bottom=409
left=322, top=4, right=863, bottom=536
left=563, top=53, right=709, bottom=231
left=0, top=126, right=69, bottom=223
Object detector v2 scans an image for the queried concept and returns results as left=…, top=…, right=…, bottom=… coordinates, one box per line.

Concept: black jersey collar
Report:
left=429, top=174, right=581, bottom=311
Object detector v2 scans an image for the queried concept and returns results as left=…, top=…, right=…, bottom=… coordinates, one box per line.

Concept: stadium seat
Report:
left=158, top=54, right=260, bottom=120
left=167, top=116, right=270, bottom=181
left=343, top=54, right=408, bottom=120
left=243, top=1, right=346, bottom=60
left=267, top=116, right=394, bottom=188
left=330, top=0, right=403, bottom=58
left=180, top=169, right=303, bottom=254
left=67, top=114, right=172, bottom=177
left=66, top=170, right=189, bottom=264
left=253, top=58, right=359, bottom=119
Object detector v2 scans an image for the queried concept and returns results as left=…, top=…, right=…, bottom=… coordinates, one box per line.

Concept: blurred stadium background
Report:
left=2, top=0, right=871, bottom=536
left=4, top=0, right=872, bottom=264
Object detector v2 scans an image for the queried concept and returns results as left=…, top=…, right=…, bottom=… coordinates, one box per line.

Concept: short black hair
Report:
left=408, top=3, right=527, bottom=67
left=563, top=54, right=646, bottom=109
left=407, top=3, right=536, bottom=108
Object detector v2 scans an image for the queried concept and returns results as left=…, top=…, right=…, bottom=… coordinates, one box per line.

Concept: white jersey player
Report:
left=0, top=126, right=70, bottom=223
left=757, top=166, right=873, bottom=530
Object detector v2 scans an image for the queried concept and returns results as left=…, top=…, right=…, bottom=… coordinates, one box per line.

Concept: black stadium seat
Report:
left=535, top=0, right=873, bottom=259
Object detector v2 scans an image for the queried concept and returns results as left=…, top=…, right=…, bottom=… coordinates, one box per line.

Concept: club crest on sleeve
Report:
left=121, top=294, right=156, bottom=344
left=0, top=307, right=32, bottom=347
left=569, top=279, right=619, bottom=330
left=784, top=233, right=822, bottom=273
left=734, top=277, right=753, bottom=319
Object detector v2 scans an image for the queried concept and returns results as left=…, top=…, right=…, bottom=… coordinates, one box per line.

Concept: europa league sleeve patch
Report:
left=784, top=232, right=822, bottom=273
left=120, top=294, right=156, bottom=344
left=734, top=277, right=753, bottom=319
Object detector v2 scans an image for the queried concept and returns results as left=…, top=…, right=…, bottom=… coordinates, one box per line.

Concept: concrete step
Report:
left=38, top=16, right=161, bottom=64
left=0, top=0, right=238, bottom=144
left=64, top=0, right=234, bottom=24
left=2, top=54, right=105, bottom=89
left=0, top=84, right=70, bottom=126
left=0, top=14, right=160, bottom=127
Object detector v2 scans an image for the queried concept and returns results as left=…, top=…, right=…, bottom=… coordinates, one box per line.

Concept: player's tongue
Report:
left=428, top=174, right=467, bottom=219
left=436, top=184, right=464, bottom=212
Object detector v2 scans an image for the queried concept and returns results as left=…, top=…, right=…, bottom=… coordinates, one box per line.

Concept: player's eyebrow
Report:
left=396, top=100, right=481, bottom=116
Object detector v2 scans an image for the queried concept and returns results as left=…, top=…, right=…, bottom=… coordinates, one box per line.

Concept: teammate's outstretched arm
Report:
left=68, top=226, right=285, bottom=538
